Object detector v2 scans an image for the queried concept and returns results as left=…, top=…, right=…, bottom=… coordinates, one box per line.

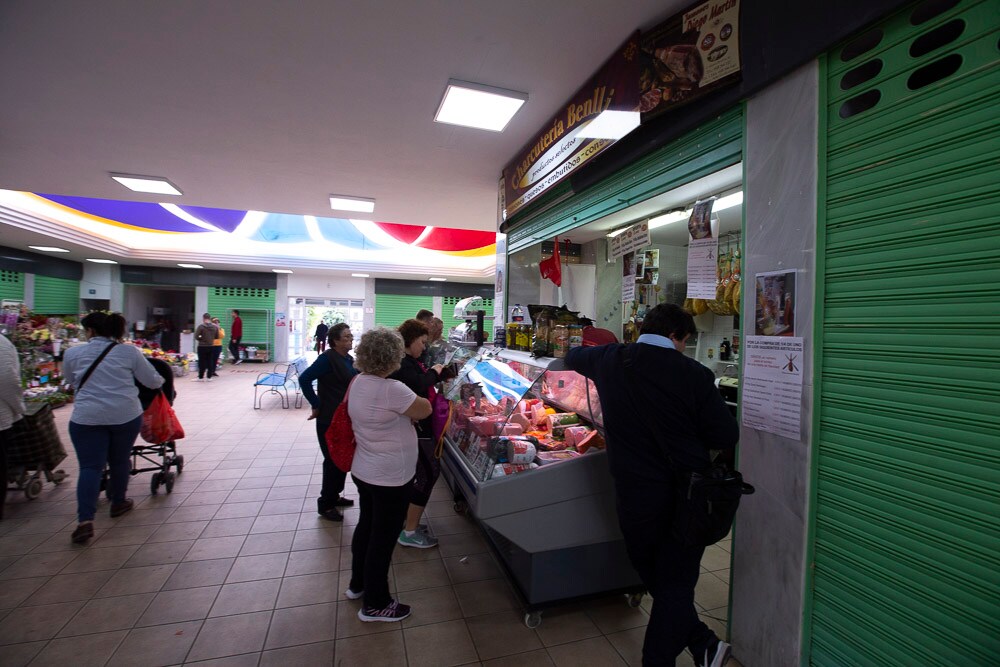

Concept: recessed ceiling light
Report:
left=428, top=277, right=447, bottom=282
left=351, top=273, right=370, bottom=278
left=434, top=79, right=528, bottom=132
left=576, top=110, right=641, bottom=140
left=177, top=263, right=204, bottom=269
left=272, top=269, right=293, bottom=274
left=29, top=246, right=70, bottom=253
left=110, top=173, right=182, bottom=196
left=714, top=191, right=744, bottom=212
left=86, top=258, right=118, bottom=264
left=329, top=196, right=375, bottom=213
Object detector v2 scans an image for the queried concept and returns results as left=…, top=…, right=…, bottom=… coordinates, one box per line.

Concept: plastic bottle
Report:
left=511, top=304, right=524, bottom=323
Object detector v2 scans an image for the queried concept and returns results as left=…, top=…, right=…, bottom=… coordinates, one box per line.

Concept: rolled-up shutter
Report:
left=374, top=294, right=432, bottom=329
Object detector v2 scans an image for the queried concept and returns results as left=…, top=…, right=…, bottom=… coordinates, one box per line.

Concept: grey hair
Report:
left=353, top=326, right=404, bottom=377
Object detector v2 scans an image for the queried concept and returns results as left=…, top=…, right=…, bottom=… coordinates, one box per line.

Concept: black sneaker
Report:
left=71, top=522, right=94, bottom=544
left=334, top=496, right=354, bottom=507
left=318, top=508, right=343, bottom=522
left=702, top=639, right=732, bottom=667
left=357, top=599, right=411, bottom=623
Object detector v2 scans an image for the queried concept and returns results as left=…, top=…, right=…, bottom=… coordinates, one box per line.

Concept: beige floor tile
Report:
left=695, top=574, right=730, bottom=611
left=185, top=535, right=248, bottom=562
left=0, top=550, right=79, bottom=580
left=291, top=528, right=342, bottom=551
left=0, top=576, right=49, bottom=610
left=394, top=558, right=451, bottom=592
left=276, top=571, right=341, bottom=608
left=227, top=488, right=270, bottom=503
left=225, top=553, right=288, bottom=583
left=583, top=597, right=649, bottom=634
left=606, top=626, right=646, bottom=667
left=423, top=500, right=457, bottom=518
left=187, top=610, right=272, bottom=661
left=402, top=619, right=478, bottom=667
left=453, top=579, right=518, bottom=618
left=214, top=502, right=265, bottom=519
left=24, top=569, right=115, bottom=606
left=239, top=531, right=295, bottom=556
left=148, top=520, right=210, bottom=543
left=259, top=639, right=335, bottom=666
left=60, top=544, right=141, bottom=574
left=115, top=507, right=176, bottom=527
left=29, top=629, right=127, bottom=667
left=210, top=579, right=281, bottom=617
left=700, top=545, right=732, bottom=572
left=136, top=585, right=220, bottom=626
left=162, top=558, right=234, bottom=591
left=0, top=601, right=84, bottom=645
left=482, top=648, right=555, bottom=667
left=265, top=602, right=337, bottom=649
left=284, top=547, right=341, bottom=577
left=125, top=539, right=193, bottom=568
left=546, top=636, right=627, bottom=667
left=713, top=568, right=731, bottom=584
left=533, top=608, right=602, bottom=648
left=437, top=532, right=489, bottom=558
left=107, top=620, right=203, bottom=667
left=0, top=639, right=47, bottom=666
left=335, top=630, right=407, bottom=666
left=398, top=584, right=463, bottom=629
left=96, top=563, right=177, bottom=598
left=58, top=592, right=155, bottom=637
left=699, top=609, right=728, bottom=639
left=466, top=609, right=543, bottom=660
left=443, top=553, right=502, bottom=585
left=250, top=514, right=300, bottom=534
left=391, top=541, right=444, bottom=564
left=427, top=515, right=479, bottom=537
left=92, top=524, right=159, bottom=548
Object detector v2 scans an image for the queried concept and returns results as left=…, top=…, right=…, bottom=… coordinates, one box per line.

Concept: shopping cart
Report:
left=5, top=402, right=69, bottom=500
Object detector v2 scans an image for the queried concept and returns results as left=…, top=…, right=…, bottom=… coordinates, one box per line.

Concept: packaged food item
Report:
left=568, top=325, right=584, bottom=348
left=469, top=415, right=503, bottom=437
left=550, top=324, right=570, bottom=358
left=537, top=450, right=581, bottom=463
left=547, top=413, right=580, bottom=429
left=563, top=425, right=591, bottom=447
left=515, top=325, right=531, bottom=351
left=499, top=423, right=524, bottom=436
left=506, top=438, right=537, bottom=464
left=507, top=323, right=521, bottom=351
left=531, top=404, right=549, bottom=427
left=532, top=311, right=551, bottom=357
left=489, top=463, right=533, bottom=478
left=576, top=430, right=606, bottom=453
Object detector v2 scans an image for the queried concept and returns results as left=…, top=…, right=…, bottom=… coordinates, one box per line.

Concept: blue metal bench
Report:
left=253, top=358, right=305, bottom=409
left=288, top=357, right=310, bottom=409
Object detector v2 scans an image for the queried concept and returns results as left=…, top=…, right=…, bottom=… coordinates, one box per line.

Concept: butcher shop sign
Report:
left=639, top=0, right=742, bottom=119
left=501, top=33, right=641, bottom=220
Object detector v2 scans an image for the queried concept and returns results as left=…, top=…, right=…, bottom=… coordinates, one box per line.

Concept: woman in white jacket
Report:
left=0, top=332, right=26, bottom=520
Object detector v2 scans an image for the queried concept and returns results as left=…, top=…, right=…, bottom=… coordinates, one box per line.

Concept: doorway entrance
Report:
left=288, top=297, right=364, bottom=359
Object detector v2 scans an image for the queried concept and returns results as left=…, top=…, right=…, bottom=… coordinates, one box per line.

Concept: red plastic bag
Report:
left=539, top=236, right=562, bottom=287
left=325, top=378, right=357, bottom=473
left=141, top=393, right=185, bottom=444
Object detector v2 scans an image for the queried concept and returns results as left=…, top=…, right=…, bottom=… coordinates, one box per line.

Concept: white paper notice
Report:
left=686, top=237, right=719, bottom=299
left=741, top=336, right=805, bottom=441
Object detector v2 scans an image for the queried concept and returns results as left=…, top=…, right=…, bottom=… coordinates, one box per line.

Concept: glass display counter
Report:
left=439, top=348, right=643, bottom=627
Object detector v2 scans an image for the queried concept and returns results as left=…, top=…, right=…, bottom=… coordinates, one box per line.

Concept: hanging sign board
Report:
left=501, top=33, right=641, bottom=221
left=638, top=0, right=742, bottom=119
left=608, top=220, right=650, bottom=259
left=686, top=199, right=719, bottom=299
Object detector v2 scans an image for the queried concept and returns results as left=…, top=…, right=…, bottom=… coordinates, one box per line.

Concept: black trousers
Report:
left=196, top=346, right=216, bottom=378
left=315, top=419, right=347, bottom=513
left=616, top=480, right=716, bottom=666
left=211, top=345, right=222, bottom=369
left=410, top=436, right=440, bottom=507
left=0, top=428, right=9, bottom=520
left=229, top=337, right=241, bottom=362
left=350, top=475, right=411, bottom=609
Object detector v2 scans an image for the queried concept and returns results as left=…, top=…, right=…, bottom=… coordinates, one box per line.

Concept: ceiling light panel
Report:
left=329, top=196, right=375, bottom=213
left=428, top=277, right=447, bottom=282
left=110, top=173, right=182, bottom=196
left=177, top=263, right=203, bottom=268
left=86, top=258, right=118, bottom=264
left=351, top=273, right=370, bottom=278
left=29, top=246, right=70, bottom=252
left=272, top=269, right=293, bottom=273
left=434, top=80, right=527, bottom=132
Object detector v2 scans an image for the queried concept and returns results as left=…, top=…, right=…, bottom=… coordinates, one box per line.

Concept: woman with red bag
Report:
left=346, top=327, right=431, bottom=622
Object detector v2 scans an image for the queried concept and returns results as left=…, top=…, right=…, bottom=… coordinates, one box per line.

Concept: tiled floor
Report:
left=1, top=366, right=737, bottom=666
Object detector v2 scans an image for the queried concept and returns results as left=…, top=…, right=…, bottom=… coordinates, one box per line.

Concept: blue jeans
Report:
left=70, top=416, right=142, bottom=522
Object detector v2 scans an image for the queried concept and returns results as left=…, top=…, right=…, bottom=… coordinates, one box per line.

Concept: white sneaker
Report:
left=704, top=640, right=732, bottom=667
left=344, top=587, right=363, bottom=600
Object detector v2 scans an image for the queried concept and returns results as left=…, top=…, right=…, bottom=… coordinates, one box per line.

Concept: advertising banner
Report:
left=608, top=219, right=650, bottom=259
left=639, top=0, right=741, bottom=118
left=686, top=198, right=719, bottom=299
left=741, top=335, right=804, bottom=441
left=501, top=33, right=641, bottom=220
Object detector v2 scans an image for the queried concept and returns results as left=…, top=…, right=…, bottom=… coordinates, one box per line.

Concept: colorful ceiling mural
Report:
left=34, top=193, right=496, bottom=256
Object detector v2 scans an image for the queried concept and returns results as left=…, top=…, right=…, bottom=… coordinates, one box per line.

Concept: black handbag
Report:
left=621, top=348, right=754, bottom=548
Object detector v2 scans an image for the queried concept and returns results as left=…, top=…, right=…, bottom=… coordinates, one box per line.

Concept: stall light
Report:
left=648, top=209, right=692, bottom=230
left=434, top=80, right=528, bottom=132
left=329, top=196, right=375, bottom=213
left=714, top=191, right=743, bottom=212
left=272, top=269, right=293, bottom=273
left=177, top=263, right=203, bottom=269
left=110, top=173, right=182, bottom=196
left=351, top=273, right=370, bottom=278
left=86, top=258, right=118, bottom=264
left=428, top=277, right=447, bottom=282
left=29, top=246, right=70, bottom=253
left=576, top=110, right=641, bottom=140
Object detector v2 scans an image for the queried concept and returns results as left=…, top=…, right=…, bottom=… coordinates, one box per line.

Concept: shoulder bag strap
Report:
left=76, top=342, right=118, bottom=392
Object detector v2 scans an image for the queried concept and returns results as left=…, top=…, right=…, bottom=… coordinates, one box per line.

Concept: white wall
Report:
left=80, top=263, right=112, bottom=300
left=286, top=274, right=365, bottom=299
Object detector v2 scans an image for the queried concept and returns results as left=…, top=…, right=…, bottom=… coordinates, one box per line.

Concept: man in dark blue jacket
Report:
left=301, top=323, right=357, bottom=521
left=565, top=304, right=739, bottom=667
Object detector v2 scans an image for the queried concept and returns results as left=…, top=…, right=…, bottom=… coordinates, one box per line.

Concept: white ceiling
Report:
left=0, top=0, right=688, bottom=236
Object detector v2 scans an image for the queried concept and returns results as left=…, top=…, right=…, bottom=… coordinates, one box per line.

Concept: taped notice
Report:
left=740, top=336, right=804, bottom=441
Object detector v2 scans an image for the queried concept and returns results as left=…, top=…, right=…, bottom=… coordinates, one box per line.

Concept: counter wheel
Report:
left=627, top=593, right=644, bottom=608
left=150, top=472, right=163, bottom=495
left=173, top=455, right=185, bottom=474
left=524, top=611, right=542, bottom=629
left=25, top=477, right=43, bottom=500
left=163, top=471, right=176, bottom=493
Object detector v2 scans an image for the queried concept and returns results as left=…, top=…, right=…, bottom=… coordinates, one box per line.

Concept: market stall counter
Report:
left=440, top=348, right=644, bottom=627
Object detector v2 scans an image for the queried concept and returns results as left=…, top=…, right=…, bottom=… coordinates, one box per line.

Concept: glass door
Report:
left=287, top=297, right=307, bottom=360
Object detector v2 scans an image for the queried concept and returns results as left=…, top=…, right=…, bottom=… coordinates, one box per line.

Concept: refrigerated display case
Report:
left=439, top=348, right=644, bottom=627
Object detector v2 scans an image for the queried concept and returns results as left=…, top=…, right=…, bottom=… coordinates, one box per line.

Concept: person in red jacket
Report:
left=229, top=310, right=243, bottom=364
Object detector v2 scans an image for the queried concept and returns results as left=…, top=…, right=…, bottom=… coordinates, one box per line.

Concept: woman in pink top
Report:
left=346, top=327, right=431, bottom=622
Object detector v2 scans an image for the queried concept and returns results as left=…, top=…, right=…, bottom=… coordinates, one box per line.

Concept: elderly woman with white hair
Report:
left=345, top=326, right=431, bottom=622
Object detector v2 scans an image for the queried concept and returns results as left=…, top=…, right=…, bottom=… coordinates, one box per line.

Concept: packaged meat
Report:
left=506, top=438, right=537, bottom=465
left=563, top=426, right=591, bottom=447
left=489, top=463, right=534, bottom=479
left=509, top=413, right=531, bottom=431
left=576, top=430, right=606, bottom=453
left=531, top=404, right=549, bottom=427
left=547, top=413, right=580, bottom=429
left=499, top=423, right=524, bottom=437
left=469, top=415, right=503, bottom=437
left=537, top=450, right=581, bottom=463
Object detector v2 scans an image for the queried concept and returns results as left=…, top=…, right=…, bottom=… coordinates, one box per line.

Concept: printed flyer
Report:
left=741, top=335, right=805, bottom=441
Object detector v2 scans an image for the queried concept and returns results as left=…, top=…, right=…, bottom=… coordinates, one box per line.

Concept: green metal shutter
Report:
left=810, top=2, right=1000, bottom=665
left=374, top=294, right=432, bottom=329
left=33, top=275, right=80, bottom=315
left=207, top=287, right=275, bottom=351
left=505, top=106, right=743, bottom=253
left=442, top=296, right=494, bottom=336
left=0, top=271, right=25, bottom=303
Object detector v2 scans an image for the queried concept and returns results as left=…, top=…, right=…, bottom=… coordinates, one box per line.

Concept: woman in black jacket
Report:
left=389, top=318, right=450, bottom=549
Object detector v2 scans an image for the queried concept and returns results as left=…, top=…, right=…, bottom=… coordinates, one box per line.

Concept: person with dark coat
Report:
left=565, top=303, right=739, bottom=667
left=300, top=323, right=357, bottom=520
left=229, top=310, right=243, bottom=363
left=314, top=321, right=330, bottom=353
left=194, top=314, right=219, bottom=381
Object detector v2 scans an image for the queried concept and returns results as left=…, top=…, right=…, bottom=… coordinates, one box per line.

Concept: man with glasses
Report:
left=300, top=323, right=357, bottom=520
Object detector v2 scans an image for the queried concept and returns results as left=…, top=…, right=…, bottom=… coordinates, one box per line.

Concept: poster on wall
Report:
left=275, top=312, right=287, bottom=327
left=608, top=220, right=651, bottom=259
left=639, top=0, right=742, bottom=119
left=686, top=198, right=719, bottom=299
left=754, top=269, right=796, bottom=336
left=622, top=252, right=637, bottom=302
left=741, top=335, right=804, bottom=441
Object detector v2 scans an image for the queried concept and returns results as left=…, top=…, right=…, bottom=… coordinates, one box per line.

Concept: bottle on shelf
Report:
left=720, top=338, right=732, bottom=361
left=511, top=304, right=525, bottom=323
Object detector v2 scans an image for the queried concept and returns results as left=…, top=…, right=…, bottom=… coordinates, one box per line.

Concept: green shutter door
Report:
left=33, top=275, right=80, bottom=315
left=374, top=294, right=432, bottom=329
left=207, top=287, right=275, bottom=353
left=810, top=1, right=1000, bottom=665
left=0, top=271, right=25, bottom=303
